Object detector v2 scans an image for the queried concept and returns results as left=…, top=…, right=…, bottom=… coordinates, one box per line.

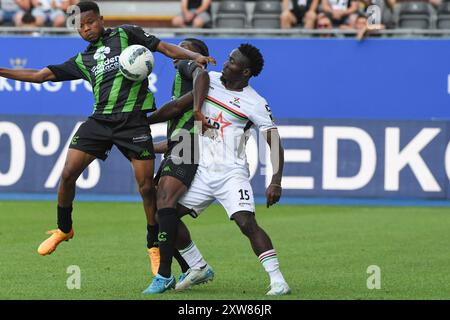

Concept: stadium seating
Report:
left=436, top=2, right=450, bottom=29
left=251, top=0, right=282, bottom=29
left=215, top=1, right=248, bottom=28
left=394, top=2, right=436, bottom=29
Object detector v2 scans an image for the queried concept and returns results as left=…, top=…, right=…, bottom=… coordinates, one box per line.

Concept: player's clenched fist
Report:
left=266, top=184, right=282, bottom=208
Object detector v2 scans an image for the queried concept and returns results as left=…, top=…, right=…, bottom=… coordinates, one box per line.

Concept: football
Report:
left=119, top=44, right=154, bottom=82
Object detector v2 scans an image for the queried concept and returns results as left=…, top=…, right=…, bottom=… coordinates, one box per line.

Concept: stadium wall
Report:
left=1, top=37, right=450, bottom=201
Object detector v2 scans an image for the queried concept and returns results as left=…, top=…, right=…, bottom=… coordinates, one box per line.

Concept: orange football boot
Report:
left=37, top=229, right=74, bottom=256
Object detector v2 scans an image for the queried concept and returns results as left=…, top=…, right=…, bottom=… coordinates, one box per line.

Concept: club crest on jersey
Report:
left=94, top=46, right=111, bottom=60
left=229, top=97, right=241, bottom=108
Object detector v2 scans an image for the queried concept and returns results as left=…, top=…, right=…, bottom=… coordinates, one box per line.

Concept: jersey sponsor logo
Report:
left=208, top=112, right=232, bottom=138
left=91, top=56, right=120, bottom=77
left=229, top=97, right=241, bottom=108
left=93, top=46, right=111, bottom=60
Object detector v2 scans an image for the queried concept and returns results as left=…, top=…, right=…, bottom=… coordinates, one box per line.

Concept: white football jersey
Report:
left=198, top=71, right=276, bottom=173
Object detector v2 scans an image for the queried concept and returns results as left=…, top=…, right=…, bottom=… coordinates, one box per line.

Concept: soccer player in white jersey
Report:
left=144, top=43, right=290, bottom=296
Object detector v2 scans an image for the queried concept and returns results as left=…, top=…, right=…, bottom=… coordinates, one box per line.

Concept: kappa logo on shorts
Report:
left=140, top=150, right=151, bottom=158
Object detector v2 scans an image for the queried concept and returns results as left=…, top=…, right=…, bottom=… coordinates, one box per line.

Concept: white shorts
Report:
left=179, top=167, right=255, bottom=219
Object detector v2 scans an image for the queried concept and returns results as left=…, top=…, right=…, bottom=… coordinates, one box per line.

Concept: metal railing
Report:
left=1, top=26, right=450, bottom=38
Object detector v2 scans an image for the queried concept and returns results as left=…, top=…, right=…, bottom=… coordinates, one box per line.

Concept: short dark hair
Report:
left=76, top=1, right=100, bottom=15
left=183, top=38, right=209, bottom=56
left=238, top=43, right=264, bottom=77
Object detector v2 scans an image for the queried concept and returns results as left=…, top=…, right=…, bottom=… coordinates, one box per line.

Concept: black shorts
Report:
left=292, top=8, right=307, bottom=23
left=69, top=112, right=155, bottom=161
left=154, top=156, right=198, bottom=188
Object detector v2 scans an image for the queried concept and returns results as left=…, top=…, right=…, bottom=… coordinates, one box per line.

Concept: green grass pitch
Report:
left=0, top=201, right=449, bottom=300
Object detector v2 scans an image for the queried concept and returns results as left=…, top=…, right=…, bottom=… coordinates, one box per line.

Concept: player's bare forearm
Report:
left=147, top=92, right=193, bottom=124
left=157, top=42, right=202, bottom=61
left=193, top=69, right=210, bottom=113
left=264, top=129, right=284, bottom=207
left=153, top=140, right=169, bottom=154
left=264, top=129, right=285, bottom=185
left=0, top=67, right=56, bottom=83
left=157, top=42, right=216, bottom=68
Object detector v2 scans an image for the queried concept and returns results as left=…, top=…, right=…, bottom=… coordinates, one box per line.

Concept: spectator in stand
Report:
left=21, top=9, right=38, bottom=26
left=172, top=0, right=212, bottom=28
left=31, top=0, right=69, bottom=27
left=339, top=11, right=385, bottom=38
left=281, top=0, right=320, bottom=29
left=320, top=0, right=359, bottom=27
left=315, top=11, right=334, bottom=36
left=0, top=0, right=32, bottom=26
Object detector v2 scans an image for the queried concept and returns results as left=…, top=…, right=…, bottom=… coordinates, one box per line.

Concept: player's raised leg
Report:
left=37, top=148, right=96, bottom=256
left=232, top=211, right=290, bottom=296
left=131, top=158, right=159, bottom=276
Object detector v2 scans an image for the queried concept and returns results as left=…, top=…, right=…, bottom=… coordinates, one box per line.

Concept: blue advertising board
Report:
left=1, top=37, right=450, bottom=201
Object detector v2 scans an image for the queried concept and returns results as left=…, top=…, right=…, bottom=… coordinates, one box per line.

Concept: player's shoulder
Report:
left=208, top=71, right=222, bottom=81
left=208, top=71, right=223, bottom=86
left=118, top=24, right=139, bottom=31
left=244, top=85, right=268, bottom=107
left=118, top=24, right=152, bottom=36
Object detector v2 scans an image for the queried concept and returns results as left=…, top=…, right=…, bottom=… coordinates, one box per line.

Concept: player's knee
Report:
left=138, top=178, right=155, bottom=197
left=60, top=166, right=79, bottom=185
left=192, top=17, right=204, bottom=28
left=235, top=213, right=258, bottom=236
left=156, top=187, right=177, bottom=208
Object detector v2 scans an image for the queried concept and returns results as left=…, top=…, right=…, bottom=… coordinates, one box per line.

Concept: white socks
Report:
left=258, top=249, right=286, bottom=285
left=179, top=241, right=207, bottom=270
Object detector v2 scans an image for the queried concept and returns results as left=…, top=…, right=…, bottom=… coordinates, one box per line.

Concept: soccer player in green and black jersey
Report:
left=0, top=1, right=215, bottom=264
left=150, top=39, right=214, bottom=286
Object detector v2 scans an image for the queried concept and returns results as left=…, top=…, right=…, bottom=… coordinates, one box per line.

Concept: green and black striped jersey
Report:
left=166, top=59, right=198, bottom=156
left=47, top=25, right=160, bottom=117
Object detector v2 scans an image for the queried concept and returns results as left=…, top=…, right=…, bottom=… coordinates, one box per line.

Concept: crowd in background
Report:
left=0, top=0, right=79, bottom=27
left=0, top=0, right=446, bottom=31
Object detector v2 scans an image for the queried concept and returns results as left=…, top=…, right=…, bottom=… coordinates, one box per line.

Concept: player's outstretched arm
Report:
left=0, top=67, right=56, bottom=83
left=147, top=91, right=194, bottom=124
left=263, top=128, right=285, bottom=208
left=156, top=41, right=216, bottom=68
